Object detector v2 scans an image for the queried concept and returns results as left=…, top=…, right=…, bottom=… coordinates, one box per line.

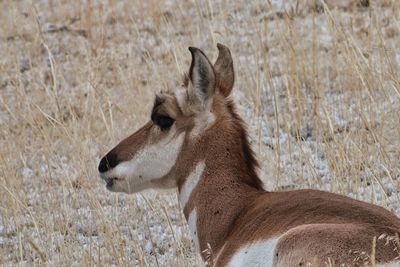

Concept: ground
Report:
left=0, top=0, right=400, bottom=266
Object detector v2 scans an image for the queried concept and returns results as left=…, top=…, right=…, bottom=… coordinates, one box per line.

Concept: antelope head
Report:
left=98, top=44, right=239, bottom=194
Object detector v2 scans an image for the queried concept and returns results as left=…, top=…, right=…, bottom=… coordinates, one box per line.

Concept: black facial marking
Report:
left=154, top=94, right=165, bottom=109
left=98, top=152, right=120, bottom=173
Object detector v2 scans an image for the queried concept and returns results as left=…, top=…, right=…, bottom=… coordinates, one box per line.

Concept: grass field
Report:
left=1, top=0, right=400, bottom=266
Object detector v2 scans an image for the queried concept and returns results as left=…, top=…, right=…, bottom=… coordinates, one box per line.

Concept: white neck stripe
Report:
left=179, top=161, right=205, bottom=208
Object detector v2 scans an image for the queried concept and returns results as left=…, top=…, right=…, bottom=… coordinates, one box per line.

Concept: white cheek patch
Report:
left=188, top=209, right=199, bottom=251
left=108, top=130, right=185, bottom=188
left=227, top=238, right=279, bottom=267
left=179, top=161, right=205, bottom=208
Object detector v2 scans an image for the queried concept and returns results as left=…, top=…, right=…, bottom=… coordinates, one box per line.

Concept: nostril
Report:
left=98, top=152, right=120, bottom=173
left=98, top=157, right=109, bottom=173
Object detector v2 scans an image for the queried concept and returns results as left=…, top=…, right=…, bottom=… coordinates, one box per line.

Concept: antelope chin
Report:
left=100, top=173, right=150, bottom=194
left=100, top=173, right=119, bottom=191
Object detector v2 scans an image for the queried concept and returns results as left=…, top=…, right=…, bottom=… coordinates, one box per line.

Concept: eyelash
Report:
left=153, top=116, right=175, bottom=130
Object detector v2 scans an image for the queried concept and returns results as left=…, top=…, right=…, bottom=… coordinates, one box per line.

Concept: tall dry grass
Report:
left=0, top=0, right=399, bottom=266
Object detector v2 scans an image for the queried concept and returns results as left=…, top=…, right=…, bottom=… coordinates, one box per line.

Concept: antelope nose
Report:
left=98, top=152, right=119, bottom=173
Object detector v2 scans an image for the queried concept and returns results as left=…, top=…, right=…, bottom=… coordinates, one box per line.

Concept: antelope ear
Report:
left=188, top=47, right=216, bottom=106
left=214, top=43, right=234, bottom=97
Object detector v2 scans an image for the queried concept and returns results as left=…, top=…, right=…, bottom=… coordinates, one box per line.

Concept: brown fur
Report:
left=214, top=43, right=235, bottom=97
left=99, top=44, right=400, bottom=266
left=105, top=122, right=152, bottom=163
left=215, top=190, right=400, bottom=266
left=179, top=95, right=264, bottom=252
left=107, top=92, right=184, bottom=163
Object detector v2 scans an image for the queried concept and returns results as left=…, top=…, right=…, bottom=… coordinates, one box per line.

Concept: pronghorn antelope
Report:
left=98, top=44, right=400, bottom=266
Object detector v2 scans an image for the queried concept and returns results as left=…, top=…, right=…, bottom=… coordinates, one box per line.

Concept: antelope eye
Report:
left=154, top=116, right=175, bottom=130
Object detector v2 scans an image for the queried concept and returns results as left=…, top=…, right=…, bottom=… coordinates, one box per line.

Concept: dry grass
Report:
left=0, top=0, right=400, bottom=266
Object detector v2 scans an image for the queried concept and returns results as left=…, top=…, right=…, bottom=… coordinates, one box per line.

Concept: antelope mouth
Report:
left=105, top=178, right=116, bottom=188
left=100, top=173, right=119, bottom=189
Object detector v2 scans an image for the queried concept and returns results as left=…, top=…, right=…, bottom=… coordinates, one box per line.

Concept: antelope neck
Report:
left=178, top=143, right=263, bottom=257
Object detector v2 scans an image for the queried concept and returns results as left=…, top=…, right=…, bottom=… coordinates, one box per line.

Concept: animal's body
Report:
left=98, top=44, right=400, bottom=266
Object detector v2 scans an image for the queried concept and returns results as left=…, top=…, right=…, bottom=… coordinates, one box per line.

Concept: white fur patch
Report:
left=227, top=238, right=279, bottom=267
left=174, top=84, right=216, bottom=138
left=179, top=161, right=205, bottom=208
left=190, top=109, right=215, bottom=138
left=174, top=87, right=187, bottom=112
left=187, top=209, right=199, bottom=251
left=106, top=130, right=185, bottom=193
